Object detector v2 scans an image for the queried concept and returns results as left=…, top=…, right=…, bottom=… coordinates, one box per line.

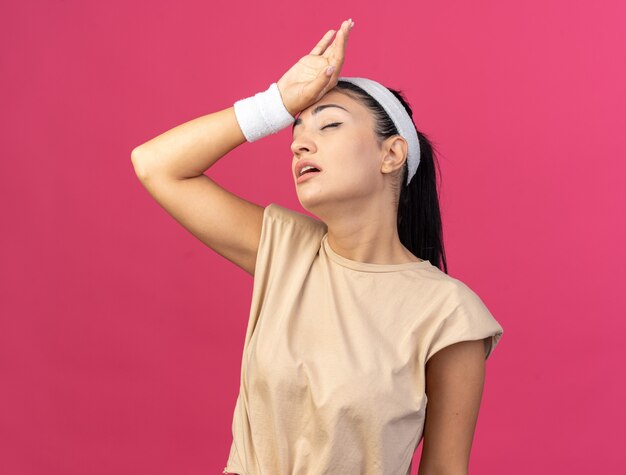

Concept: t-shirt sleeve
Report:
left=253, top=202, right=327, bottom=288
left=243, top=203, right=327, bottom=344
left=425, top=281, right=504, bottom=363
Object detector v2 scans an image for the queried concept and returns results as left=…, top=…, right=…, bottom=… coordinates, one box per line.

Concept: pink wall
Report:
left=1, top=1, right=624, bottom=473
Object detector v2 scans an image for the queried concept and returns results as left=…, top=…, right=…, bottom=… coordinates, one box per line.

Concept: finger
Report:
left=321, top=21, right=343, bottom=60
left=323, top=20, right=350, bottom=64
left=326, top=23, right=350, bottom=80
left=335, top=22, right=351, bottom=65
left=321, top=31, right=338, bottom=64
left=310, top=29, right=336, bottom=55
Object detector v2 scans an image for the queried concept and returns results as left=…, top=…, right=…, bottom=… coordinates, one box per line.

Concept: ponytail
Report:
left=335, top=81, right=448, bottom=273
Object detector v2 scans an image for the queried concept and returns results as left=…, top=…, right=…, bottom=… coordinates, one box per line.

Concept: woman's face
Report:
left=290, top=90, right=385, bottom=214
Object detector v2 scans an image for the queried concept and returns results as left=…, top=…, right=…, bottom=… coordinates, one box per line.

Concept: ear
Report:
left=380, top=135, right=408, bottom=176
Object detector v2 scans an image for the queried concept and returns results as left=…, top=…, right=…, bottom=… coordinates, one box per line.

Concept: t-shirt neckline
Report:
left=321, top=233, right=432, bottom=273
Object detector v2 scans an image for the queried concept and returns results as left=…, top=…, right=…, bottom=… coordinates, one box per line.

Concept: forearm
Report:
left=131, top=106, right=246, bottom=180
left=418, top=458, right=468, bottom=475
left=418, top=466, right=467, bottom=475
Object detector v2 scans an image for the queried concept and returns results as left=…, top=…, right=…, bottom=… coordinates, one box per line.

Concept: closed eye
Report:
left=322, top=122, right=342, bottom=130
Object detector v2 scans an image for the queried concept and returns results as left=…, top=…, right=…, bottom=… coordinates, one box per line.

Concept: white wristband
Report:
left=233, top=82, right=295, bottom=143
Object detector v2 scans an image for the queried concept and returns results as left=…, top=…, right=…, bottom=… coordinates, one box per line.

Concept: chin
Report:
left=296, top=177, right=367, bottom=214
left=297, top=194, right=325, bottom=215
left=297, top=192, right=348, bottom=222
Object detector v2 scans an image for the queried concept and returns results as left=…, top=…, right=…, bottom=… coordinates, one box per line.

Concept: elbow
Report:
left=130, top=145, right=145, bottom=166
left=130, top=146, right=152, bottom=181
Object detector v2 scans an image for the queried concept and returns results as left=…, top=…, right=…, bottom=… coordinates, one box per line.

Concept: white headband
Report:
left=338, top=77, right=420, bottom=186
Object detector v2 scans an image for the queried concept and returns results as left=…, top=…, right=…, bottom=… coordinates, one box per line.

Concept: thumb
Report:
left=316, top=64, right=335, bottom=86
left=302, top=64, right=336, bottom=105
left=315, top=64, right=335, bottom=94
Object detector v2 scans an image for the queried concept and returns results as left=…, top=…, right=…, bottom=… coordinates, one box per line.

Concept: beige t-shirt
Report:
left=223, top=203, right=504, bottom=475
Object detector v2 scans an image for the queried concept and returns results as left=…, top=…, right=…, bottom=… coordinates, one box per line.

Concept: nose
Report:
left=290, top=133, right=316, bottom=156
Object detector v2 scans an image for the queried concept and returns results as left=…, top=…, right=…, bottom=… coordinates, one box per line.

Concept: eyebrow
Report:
left=292, top=104, right=350, bottom=132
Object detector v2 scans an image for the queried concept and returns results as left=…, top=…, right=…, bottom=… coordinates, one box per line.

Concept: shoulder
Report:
left=422, top=272, right=504, bottom=362
left=413, top=265, right=484, bottom=305
left=445, top=276, right=489, bottom=308
left=264, top=203, right=327, bottom=234
left=434, top=273, right=498, bottom=328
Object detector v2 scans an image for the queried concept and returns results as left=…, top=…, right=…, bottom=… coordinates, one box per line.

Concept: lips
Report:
left=295, top=160, right=323, bottom=179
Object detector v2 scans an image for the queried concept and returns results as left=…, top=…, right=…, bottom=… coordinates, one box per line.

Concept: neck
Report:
left=318, top=199, right=421, bottom=265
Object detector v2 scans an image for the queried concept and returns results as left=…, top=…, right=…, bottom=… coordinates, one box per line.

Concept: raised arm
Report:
left=130, top=19, right=354, bottom=276
left=131, top=107, right=264, bottom=275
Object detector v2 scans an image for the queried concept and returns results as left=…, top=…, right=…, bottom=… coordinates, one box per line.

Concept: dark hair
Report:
left=335, top=80, right=448, bottom=273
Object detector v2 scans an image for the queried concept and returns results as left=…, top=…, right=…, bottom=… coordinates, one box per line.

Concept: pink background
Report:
left=1, top=1, right=624, bottom=473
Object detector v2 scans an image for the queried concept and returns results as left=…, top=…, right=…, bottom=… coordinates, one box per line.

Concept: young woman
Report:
left=131, top=18, right=504, bottom=475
